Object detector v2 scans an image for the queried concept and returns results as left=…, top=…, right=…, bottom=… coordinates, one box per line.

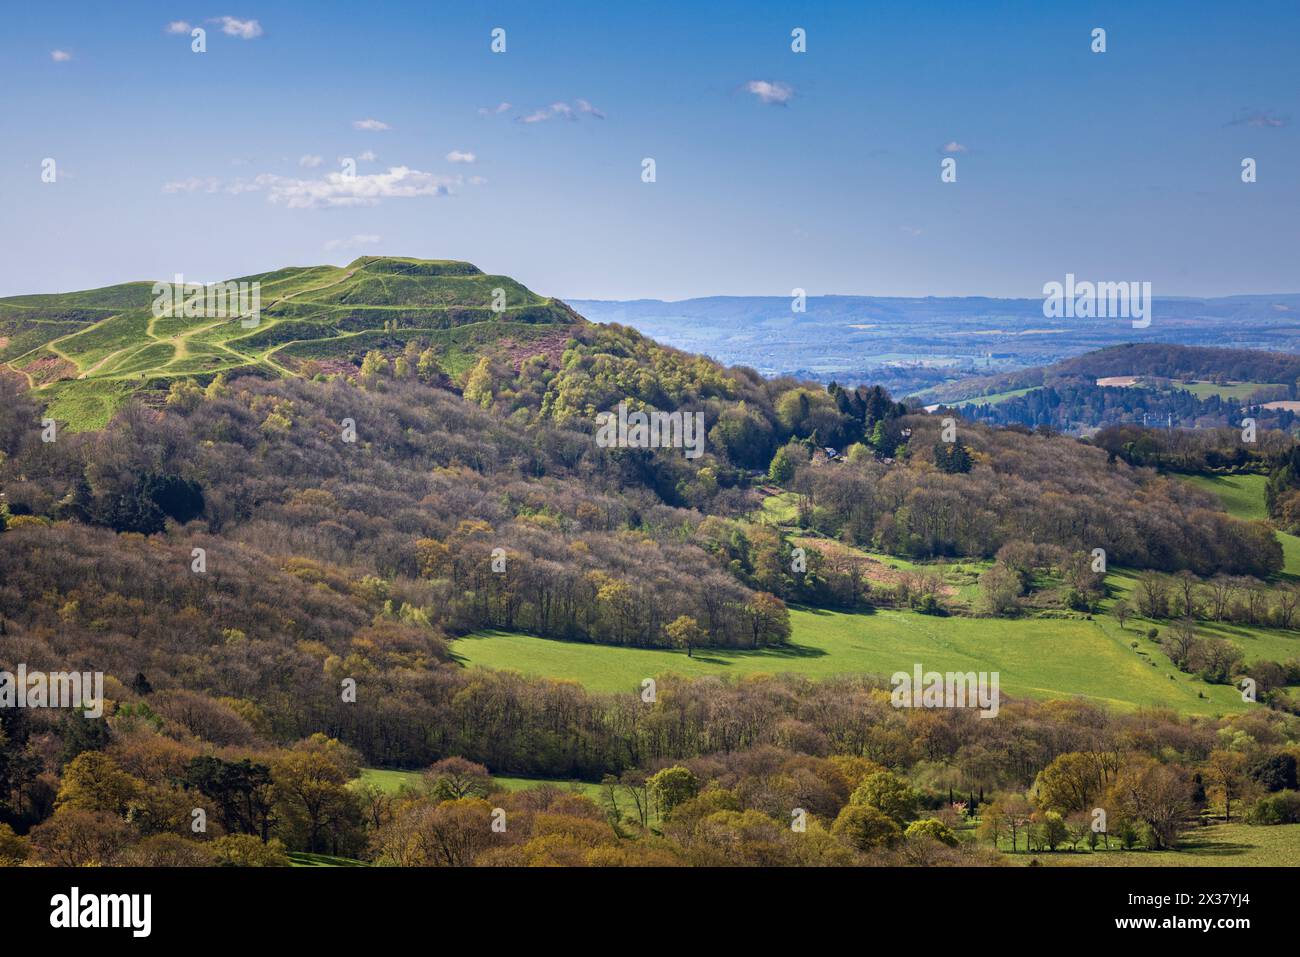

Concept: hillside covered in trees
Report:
left=924, top=344, right=1300, bottom=434
left=1, top=262, right=1299, bottom=869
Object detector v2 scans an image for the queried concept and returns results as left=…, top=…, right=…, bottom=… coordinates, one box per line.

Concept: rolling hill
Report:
left=0, top=256, right=581, bottom=429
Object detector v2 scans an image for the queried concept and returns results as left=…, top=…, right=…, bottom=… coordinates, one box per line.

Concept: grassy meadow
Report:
left=1011, top=823, right=1300, bottom=867
left=355, top=767, right=605, bottom=800
left=453, top=605, right=1250, bottom=715
left=454, top=472, right=1300, bottom=715
left=1177, top=380, right=1281, bottom=401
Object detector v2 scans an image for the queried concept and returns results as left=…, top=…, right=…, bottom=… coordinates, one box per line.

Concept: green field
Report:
left=948, top=386, right=1039, bottom=408
left=1017, top=823, right=1300, bottom=867
left=1181, top=472, right=1300, bottom=578
left=757, top=490, right=799, bottom=525
left=288, top=852, right=368, bottom=867
left=1177, top=380, right=1280, bottom=401
left=457, top=470, right=1299, bottom=714
left=453, top=605, right=1250, bottom=715
left=356, top=767, right=604, bottom=799
left=1102, top=566, right=1300, bottom=665
left=1183, top=472, right=1270, bottom=522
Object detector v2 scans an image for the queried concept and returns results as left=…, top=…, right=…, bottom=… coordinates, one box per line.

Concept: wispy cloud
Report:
left=1229, top=109, right=1288, bottom=128
left=266, top=167, right=458, bottom=208
left=212, top=16, right=263, bottom=39
left=478, top=101, right=512, bottom=117
left=162, top=177, right=222, bottom=194
left=325, top=234, right=382, bottom=251
left=165, top=21, right=191, bottom=34
left=164, top=167, right=463, bottom=209
left=520, top=102, right=572, bottom=123
left=743, top=80, right=793, bottom=105
left=353, top=118, right=391, bottom=131
left=358, top=149, right=378, bottom=162
left=299, top=154, right=324, bottom=168
left=446, top=150, right=476, bottom=164
left=50, top=50, right=73, bottom=62
left=941, top=141, right=968, bottom=153
left=518, top=100, right=605, bottom=123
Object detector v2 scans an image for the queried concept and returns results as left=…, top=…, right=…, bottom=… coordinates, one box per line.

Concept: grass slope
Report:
left=453, top=606, right=1249, bottom=715
left=1023, top=823, right=1300, bottom=867
left=1182, top=472, right=1300, bottom=578
left=356, top=767, right=604, bottom=798
left=1, top=257, right=579, bottom=430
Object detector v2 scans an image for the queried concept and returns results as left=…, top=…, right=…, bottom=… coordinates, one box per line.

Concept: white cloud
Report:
left=213, top=16, right=263, bottom=39
left=164, top=165, right=461, bottom=208
left=162, top=177, right=221, bottom=194
left=942, top=141, right=968, bottom=153
left=165, top=21, right=191, bottom=34
left=324, top=234, right=382, bottom=251
left=743, top=81, right=793, bottom=105
left=50, top=50, right=73, bottom=62
left=264, top=166, right=458, bottom=208
left=478, top=101, right=512, bottom=116
left=521, top=102, right=571, bottom=124
left=299, top=154, right=324, bottom=168
left=358, top=149, right=378, bottom=161
left=446, top=150, right=476, bottom=164
left=353, top=118, right=391, bottom=131
left=469, top=176, right=487, bottom=186
left=517, top=100, right=604, bottom=124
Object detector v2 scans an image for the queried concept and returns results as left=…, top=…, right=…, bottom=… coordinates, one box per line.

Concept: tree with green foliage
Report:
left=904, top=818, right=958, bottom=847
left=850, top=771, right=918, bottom=825
left=933, top=441, right=973, bottom=473
left=648, top=766, right=699, bottom=816
left=359, top=350, right=389, bottom=386
left=463, top=355, right=495, bottom=407
left=181, top=756, right=276, bottom=840
left=417, top=347, right=443, bottom=382
left=210, top=834, right=292, bottom=867
left=665, top=615, right=703, bottom=658
left=1031, top=810, right=1068, bottom=850
left=768, top=446, right=795, bottom=484
left=831, top=803, right=901, bottom=850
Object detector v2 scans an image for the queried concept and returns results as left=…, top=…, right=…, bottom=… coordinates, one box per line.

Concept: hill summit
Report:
left=0, top=257, right=582, bottom=428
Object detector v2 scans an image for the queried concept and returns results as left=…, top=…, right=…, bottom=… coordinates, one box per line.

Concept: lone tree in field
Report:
left=423, top=757, right=493, bottom=801
left=1113, top=599, right=1131, bottom=630
left=666, top=615, right=703, bottom=658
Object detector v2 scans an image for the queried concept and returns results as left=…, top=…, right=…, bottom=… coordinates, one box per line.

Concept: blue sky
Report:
left=1, top=0, right=1296, bottom=299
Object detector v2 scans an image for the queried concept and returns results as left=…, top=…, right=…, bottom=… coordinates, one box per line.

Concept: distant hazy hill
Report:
left=571, top=294, right=1300, bottom=395
left=0, top=257, right=580, bottom=428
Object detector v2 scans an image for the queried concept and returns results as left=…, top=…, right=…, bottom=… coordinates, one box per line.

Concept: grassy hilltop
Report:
left=0, top=256, right=580, bottom=429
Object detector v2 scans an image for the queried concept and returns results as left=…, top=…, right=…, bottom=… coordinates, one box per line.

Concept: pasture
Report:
left=453, top=605, right=1250, bottom=715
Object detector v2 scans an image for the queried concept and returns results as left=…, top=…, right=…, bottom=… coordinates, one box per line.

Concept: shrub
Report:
left=1246, top=790, right=1300, bottom=825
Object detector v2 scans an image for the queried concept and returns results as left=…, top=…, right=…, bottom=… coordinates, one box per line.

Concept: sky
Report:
left=1, top=0, right=1297, bottom=300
